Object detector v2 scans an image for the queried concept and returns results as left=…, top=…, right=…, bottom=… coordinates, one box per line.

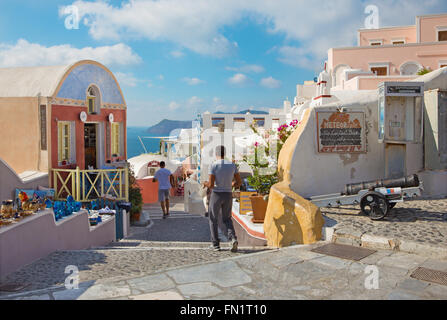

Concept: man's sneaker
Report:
left=230, top=239, right=238, bottom=253
left=162, top=214, right=167, bottom=219
left=210, top=244, right=220, bottom=252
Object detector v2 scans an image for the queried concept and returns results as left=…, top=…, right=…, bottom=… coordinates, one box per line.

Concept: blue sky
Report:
left=0, top=0, right=446, bottom=126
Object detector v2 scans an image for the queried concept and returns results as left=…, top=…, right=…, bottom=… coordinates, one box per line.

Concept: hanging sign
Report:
left=239, top=192, right=257, bottom=215
left=316, top=111, right=366, bottom=153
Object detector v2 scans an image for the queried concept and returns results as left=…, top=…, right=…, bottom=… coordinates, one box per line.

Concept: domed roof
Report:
left=0, top=60, right=126, bottom=105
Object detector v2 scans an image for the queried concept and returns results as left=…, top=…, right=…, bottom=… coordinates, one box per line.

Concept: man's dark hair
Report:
left=216, top=146, right=226, bottom=158
left=160, top=161, right=166, bottom=168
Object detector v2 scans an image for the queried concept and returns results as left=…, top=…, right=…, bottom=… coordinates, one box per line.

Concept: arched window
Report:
left=400, top=62, right=422, bottom=76
left=86, top=85, right=101, bottom=114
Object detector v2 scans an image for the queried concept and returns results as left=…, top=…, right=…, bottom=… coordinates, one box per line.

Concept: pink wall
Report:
left=0, top=158, right=49, bottom=201
left=357, top=76, right=414, bottom=90
left=0, top=210, right=115, bottom=279
left=338, top=76, right=415, bottom=91
left=359, top=26, right=417, bottom=46
left=420, top=15, right=447, bottom=43
left=330, top=42, right=447, bottom=77
left=357, top=15, right=447, bottom=46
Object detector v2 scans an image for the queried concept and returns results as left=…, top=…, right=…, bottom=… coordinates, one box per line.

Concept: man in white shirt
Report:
left=153, top=161, right=174, bottom=219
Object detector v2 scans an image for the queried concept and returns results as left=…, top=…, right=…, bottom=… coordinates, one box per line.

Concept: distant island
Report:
left=215, top=109, right=269, bottom=115
left=146, top=119, right=193, bottom=135
left=146, top=110, right=270, bottom=135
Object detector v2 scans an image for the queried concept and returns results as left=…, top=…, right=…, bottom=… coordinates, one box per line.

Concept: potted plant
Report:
left=244, top=120, right=300, bottom=223
left=245, top=141, right=279, bottom=223
left=128, top=165, right=143, bottom=222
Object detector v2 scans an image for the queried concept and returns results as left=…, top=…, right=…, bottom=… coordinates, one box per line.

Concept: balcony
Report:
left=52, top=167, right=129, bottom=202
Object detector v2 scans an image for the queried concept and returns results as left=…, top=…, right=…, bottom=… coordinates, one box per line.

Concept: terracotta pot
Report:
left=131, top=212, right=141, bottom=222
left=250, top=195, right=268, bottom=223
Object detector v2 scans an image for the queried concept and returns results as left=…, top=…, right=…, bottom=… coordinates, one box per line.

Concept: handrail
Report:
left=52, top=167, right=129, bottom=202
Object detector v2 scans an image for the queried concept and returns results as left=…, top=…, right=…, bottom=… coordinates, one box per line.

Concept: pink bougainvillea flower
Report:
left=254, top=142, right=259, bottom=147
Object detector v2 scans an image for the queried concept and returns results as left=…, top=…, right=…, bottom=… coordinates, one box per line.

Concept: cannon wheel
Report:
left=360, top=192, right=389, bottom=220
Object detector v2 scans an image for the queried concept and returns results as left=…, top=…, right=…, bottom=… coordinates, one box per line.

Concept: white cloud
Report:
left=63, top=0, right=447, bottom=66
left=170, top=50, right=185, bottom=58
left=215, top=105, right=226, bottom=112
left=158, top=75, right=164, bottom=80
left=260, top=76, right=281, bottom=89
left=228, top=73, right=249, bottom=86
left=115, top=72, right=140, bottom=87
left=63, top=0, right=242, bottom=57
left=182, top=77, right=205, bottom=86
left=165, top=96, right=205, bottom=114
left=0, top=39, right=141, bottom=68
left=169, top=101, right=180, bottom=110
left=277, top=46, right=316, bottom=69
left=226, top=64, right=265, bottom=73
left=187, top=96, right=204, bottom=107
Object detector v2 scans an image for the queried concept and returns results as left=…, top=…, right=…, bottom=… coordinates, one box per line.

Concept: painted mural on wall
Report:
left=316, top=111, right=366, bottom=153
left=56, top=63, right=124, bottom=105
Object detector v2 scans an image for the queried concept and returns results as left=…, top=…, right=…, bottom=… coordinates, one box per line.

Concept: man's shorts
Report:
left=158, top=189, right=170, bottom=202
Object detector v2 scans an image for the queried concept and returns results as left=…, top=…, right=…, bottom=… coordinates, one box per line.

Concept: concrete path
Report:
left=2, top=242, right=447, bottom=300
left=129, top=198, right=214, bottom=242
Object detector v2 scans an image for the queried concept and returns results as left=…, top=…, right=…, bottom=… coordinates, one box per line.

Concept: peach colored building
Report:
left=0, top=60, right=128, bottom=200
left=327, top=13, right=447, bottom=92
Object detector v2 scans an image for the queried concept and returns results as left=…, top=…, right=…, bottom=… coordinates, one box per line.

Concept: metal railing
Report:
left=52, top=167, right=129, bottom=202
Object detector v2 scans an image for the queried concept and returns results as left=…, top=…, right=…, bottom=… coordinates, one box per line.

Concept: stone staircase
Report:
left=93, top=239, right=268, bottom=251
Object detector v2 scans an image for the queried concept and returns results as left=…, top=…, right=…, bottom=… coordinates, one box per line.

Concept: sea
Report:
left=126, top=127, right=161, bottom=159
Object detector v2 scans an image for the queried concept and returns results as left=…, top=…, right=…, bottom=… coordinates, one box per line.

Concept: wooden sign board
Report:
left=239, top=192, right=257, bottom=215
left=316, top=111, right=366, bottom=154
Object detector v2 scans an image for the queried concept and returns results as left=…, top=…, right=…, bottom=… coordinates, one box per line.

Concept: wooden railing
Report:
left=52, top=167, right=129, bottom=202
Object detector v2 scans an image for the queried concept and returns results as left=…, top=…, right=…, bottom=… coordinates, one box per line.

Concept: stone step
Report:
left=148, top=214, right=205, bottom=220
left=92, top=240, right=268, bottom=251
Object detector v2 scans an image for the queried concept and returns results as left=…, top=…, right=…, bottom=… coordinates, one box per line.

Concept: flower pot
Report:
left=250, top=195, right=268, bottom=224
left=131, top=212, right=141, bottom=222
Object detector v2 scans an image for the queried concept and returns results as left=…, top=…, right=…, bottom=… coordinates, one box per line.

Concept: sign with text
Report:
left=239, top=192, right=257, bottom=215
left=317, top=111, right=366, bottom=154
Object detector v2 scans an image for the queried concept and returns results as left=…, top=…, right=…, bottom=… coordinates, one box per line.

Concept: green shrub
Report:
left=127, top=164, right=143, bottom=215
left=418, top=67, right=432, bottom=76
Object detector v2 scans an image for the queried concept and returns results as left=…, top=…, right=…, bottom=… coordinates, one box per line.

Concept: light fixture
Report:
left=80, top=111, right=87, bottom=123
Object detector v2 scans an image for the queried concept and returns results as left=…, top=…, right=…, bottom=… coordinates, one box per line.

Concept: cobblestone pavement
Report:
left=0, top=247, right=262, bottom=293
left=1, top=197, right=266, bottom=294
left=321, top=198, right=447, bottom=255
left=2, top=244, right=447, bottom=300
left=2, top=198, right=446, bottom=300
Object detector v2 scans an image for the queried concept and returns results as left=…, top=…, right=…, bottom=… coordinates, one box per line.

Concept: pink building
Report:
left=327, top=13, right=447, bottom=91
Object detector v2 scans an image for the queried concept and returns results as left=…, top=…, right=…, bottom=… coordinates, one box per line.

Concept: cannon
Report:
left=343, top=174, right=420, bottom=196
left=310, top=175, right=423, bottom=220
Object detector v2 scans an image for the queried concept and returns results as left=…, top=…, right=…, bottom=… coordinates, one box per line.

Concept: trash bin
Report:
left=116, top=202, right=132, bottom=240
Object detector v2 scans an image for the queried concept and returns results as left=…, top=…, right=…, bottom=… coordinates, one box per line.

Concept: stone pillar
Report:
left=263, top=109, right=324, bottom=247
left=202, top=113, right=212, bottom=130
left=224, top=115, right=234, bottom=131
